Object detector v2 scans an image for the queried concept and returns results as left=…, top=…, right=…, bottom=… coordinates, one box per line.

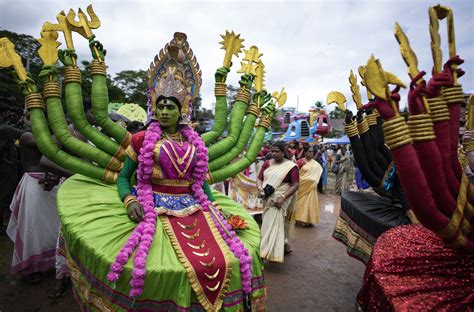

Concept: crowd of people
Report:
left=255, top=139, right=357, bottom=263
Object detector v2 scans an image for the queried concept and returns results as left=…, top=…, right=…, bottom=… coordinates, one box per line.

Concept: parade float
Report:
left=0, top=5, right=288, bottom=311
left=330, top=4, right=474, bottom=309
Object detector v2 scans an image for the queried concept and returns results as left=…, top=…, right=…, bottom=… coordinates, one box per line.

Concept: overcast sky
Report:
left=1, top=0, right=473, bottom=113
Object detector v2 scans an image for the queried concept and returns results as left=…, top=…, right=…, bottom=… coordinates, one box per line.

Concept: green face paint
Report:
left=156, top=98, right=180, bottom=132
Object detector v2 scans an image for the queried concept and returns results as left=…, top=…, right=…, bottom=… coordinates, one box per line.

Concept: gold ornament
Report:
left=238, top=46, right=262, bottom=76
left=349, top=70, right=362, bottom=110
left=37, top=30, right=61, bottom=66
left=326, top=91, right=347, bottom=112
left=254, top=61, right=266, bottom=93
left=272, top=88, right=287, bottom=108
left=219, top=30, right=244, bottom=68
left=0, top=38, right=28, bottom=82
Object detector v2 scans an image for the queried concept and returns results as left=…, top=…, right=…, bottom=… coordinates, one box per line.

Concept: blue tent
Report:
left=323, top=135, right=350, bottom=144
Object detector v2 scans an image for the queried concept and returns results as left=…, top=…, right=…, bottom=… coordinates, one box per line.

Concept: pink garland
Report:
left=107, top=121, right=161, bottom=297
left=107, top=121, right=253, bottom=298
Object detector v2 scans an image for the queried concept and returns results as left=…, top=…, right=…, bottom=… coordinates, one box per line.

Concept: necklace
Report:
left=168, top=141, right=192, bottom=165
left=163, top=132, right=184, bottom=146
left=162, top=143, right=195, bottom=178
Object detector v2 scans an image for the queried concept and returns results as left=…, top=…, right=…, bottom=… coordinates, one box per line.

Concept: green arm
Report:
left=39, top=66, right=122, bottom=171
left=209, top=125, right=267, bottom=184
left=208, top=100, right=275, bottom=184
left=208, top=91, right=271, bottom=171
left=117, top=156, right=137, bottom=201
left=203, top=181, right=216, bottom=202
left=59, top=49, right=122, bottom=159
left=89, top=38, right=131, bottom=150
left=207, top=74, right=253, bottom=161
left=201, top=67, right=230, bottom=146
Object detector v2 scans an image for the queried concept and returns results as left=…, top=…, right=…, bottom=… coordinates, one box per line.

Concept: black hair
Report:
left=271, top=141, right=288, bottom=159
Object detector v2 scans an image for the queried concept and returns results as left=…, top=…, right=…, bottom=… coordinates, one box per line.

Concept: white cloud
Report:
left=1, top=0, right=472, bottom=114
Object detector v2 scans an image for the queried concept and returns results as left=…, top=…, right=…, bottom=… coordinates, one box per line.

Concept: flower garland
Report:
left=107, top=121, right=253, bottom=298
left=107, top=121, right=161, bottom=297
left=180, top=125, right=253, bottom=294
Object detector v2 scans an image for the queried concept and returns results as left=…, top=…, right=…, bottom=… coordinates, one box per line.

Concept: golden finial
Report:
left=0, top=38, right=28, bottom=82
left=272, top=88, right=287, bottom=108
left=43, top=11, right=75, bottom=49
left=237, top=46, right=262, bottom=76
left=394, top=23, right=421, bottom=83
left=349, top=70, right=362, bottom=110
left=364, top=55, right=399, bottom=116
left=358, top=66, right=373, bottom=100
left=431, top=4, right=457, bottom=82
left=219, top=30, right=245, bottom=68
left=66, top=5, right=102, bottom=61
left=38, top=30, right=61, bottom=66
left=254, top=61, right=266, bottom=92
left=394, top=23, right=428, bottom=112
left=326, top=91, right=347, bottom=112
left=429, top=7, right=442, bottom=74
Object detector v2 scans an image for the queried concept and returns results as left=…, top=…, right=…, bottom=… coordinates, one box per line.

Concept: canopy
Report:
left=322, top=135, right=350, bottom=144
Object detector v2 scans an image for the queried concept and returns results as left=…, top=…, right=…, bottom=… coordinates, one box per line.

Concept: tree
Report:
left=113, top=70, right=147, bottom=106
left=329, top=106, right=345, bottom=119
left=0, top=30, right=42, bottom=108
left=314, top=100, right=324, bottom=109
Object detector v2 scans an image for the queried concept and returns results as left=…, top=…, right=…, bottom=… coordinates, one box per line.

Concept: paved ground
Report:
left=0, top=187, right=365, bottom=311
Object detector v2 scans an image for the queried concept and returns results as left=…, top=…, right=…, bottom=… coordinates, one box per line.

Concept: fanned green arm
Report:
left=202, top=67, right=230, bottom=146
left=207, top=74, right=253, bottom=161
left=208, top=100, right=275, bottom=184
left=16, top=76, right=110, bottom=181
left=39, top=65, right=121, bottom=171
left=208, top=91, right=271, bottom=171
left=117, top=156, right=137, bottom=201
left=59, top=49, right=121, bottom=158
left=89, top=37, right=131, bottom=151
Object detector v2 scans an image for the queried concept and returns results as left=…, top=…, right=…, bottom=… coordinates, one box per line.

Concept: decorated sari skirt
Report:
left=57, top=174, right=266, bottom=311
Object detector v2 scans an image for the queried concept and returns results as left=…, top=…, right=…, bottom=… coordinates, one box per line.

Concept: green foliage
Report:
left=329, top=106, right=345, bottom=119
left=314, top=100, right=324, bottom=108
left=113, top=70, right=147, bottom=105
left=0, top=30, right=42, bottom=107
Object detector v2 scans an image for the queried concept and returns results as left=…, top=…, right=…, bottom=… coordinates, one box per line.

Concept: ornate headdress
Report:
left=147, top=32, right=202, bottom=124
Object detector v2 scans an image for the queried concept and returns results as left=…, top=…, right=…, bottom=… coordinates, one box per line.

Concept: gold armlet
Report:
left=356, top=118, right=369, bottom=134
left=90, top=59, right=107, bottom=76
left=382, top=116, right=412, bottom=150
left=102, top=169, right=118, bottom=183
left=236, top=87, right=251, bottom=104
left=366, top=113, right=377, bottom=127
left=344, top=121, right=359, bottom=138
left=259, top=115, right=272, bottom=130
left=25, top=93, right=45, bottom=111
left=427, top=97, right=450, bottom=122
left=407, top=114, right=436, bottom=142
left=441, top=84, right=464, bottom=105
left=64, top=67, right=82, bottom=83
left=42, top=82, right=61, bottom=99
left=214, top=82, right=227, bottom=97
left=247, top=103, right=260, bottom=117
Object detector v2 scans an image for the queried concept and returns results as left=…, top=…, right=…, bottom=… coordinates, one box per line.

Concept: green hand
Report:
left=215, top=66, right=230, bottom=83
left=88, top=35, right=107, bottom=60
left=58, top=49, right=78, bottom=67
left=38, top=65, right=58, bottom=83
left=261, top=99, right=276, bottom=116
left=239, top=74, right=254, bottom=89
left=14, top=71, right=37, bottom=95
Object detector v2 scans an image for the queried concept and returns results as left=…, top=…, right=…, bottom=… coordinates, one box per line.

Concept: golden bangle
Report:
left=124, top=195, right=138, bottom=207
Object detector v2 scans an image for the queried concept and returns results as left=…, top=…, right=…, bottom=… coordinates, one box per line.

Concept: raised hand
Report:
left=88, top=35, right=107, bottom=60
left=215, top=66, right=230, bottom=83
left=344, top=109, right=354, bottom=124
left=239, top=74, right=254, bottom=89
left=58, top=49, right=78, bottom=67
left=408, top=71, right=429, bottom=115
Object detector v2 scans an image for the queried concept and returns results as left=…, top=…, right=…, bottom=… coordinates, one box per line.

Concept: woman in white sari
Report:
left=257, top=141, right=299, bottom=263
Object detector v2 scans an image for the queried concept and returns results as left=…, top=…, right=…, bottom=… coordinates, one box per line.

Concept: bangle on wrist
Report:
left=280, top=194, right=286, bottom=200
left=124, top=195, right=138, bottom=207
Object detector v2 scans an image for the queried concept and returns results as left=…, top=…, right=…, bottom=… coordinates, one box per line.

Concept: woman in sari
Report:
left=295, top=145, right=323, bottom=227
left=334, top=146, right=349, bottom=194
left=257, top=141, right=299, bottom=263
